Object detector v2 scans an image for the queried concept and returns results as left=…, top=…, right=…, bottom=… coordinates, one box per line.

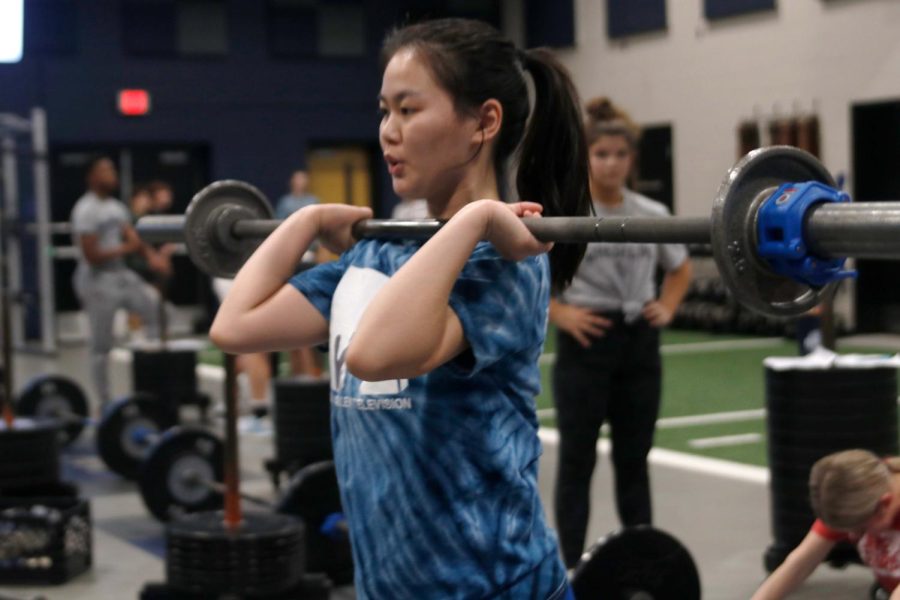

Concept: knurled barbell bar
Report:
left=136, top=147, right=900, bottom=317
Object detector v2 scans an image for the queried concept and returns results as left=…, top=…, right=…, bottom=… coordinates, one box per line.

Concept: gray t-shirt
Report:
left=558, top=189, right=688, bottom=322
left=70, top=191, right=131, bottom=272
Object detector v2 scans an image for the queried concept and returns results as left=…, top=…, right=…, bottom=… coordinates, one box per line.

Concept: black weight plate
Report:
left=571, top=525, right=701, bottom=600
left=96, top=393, right=172, bottom=480
left=766, top=410, right=897, bottom=430
left=139, top=427, right=224, bottom=522
left=767, top=428, right=898, bottom=447
left=766, top=366, right=897, bottom=386
left=711, top=146, right=837, bottom=317
left=16, top=374, right=89, bottom=446
left=132, top=348, right=199, bottom=414
left=276, top=460, right=354, bottom=584
left=166, top=511, right=305, bottom=596
left=0, top=418, right=62, bottom=489
left=766, top=399, right=898, bottom=418
left=183, top=180, right=273, bottom=278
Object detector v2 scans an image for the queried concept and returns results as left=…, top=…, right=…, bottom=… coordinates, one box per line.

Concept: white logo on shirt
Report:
left=331, top=266, right=409, bottom=396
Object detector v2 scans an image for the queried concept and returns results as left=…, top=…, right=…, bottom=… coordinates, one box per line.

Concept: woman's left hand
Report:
left=642, top=300, right=674, bottom=327
left=476, top=200, right=553, bottom=261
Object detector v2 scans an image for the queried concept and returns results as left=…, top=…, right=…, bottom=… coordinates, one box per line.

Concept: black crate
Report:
left=0, top=486, right=92, bottom=584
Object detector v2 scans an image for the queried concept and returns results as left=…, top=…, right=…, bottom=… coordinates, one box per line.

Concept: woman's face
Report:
left=379, top=48, right=481, bottom=201
left=588, top=134, right=634, bottom=192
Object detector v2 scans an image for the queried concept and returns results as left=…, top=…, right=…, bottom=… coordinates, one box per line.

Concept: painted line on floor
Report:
left=688, top=432, right=764, bottom=449
left=536, top=407, right=766, bottom=429
left=538, top=428, right=769, bottom=484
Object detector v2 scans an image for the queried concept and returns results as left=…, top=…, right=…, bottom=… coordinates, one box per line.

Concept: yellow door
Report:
left=306, top=147, right=372, bottom=208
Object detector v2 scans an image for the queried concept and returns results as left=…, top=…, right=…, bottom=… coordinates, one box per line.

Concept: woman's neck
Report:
left=591, top=183, right=624, bottom=207
left=427, top=162, right=499, bottom=220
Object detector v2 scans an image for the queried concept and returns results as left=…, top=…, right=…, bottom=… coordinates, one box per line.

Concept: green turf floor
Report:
left=198, top=328, right=898, bottom=467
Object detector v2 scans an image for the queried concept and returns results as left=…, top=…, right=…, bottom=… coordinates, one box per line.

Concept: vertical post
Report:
left=30, top=108, right=56, bottom=354
left=0, top=161, right=15, bottom=427
left=223, top=352, right=242, bottom=530
left=1, top=135, right=23, bottom=350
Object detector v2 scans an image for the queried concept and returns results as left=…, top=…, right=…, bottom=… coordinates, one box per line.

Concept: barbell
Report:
left=136, top=146, right=900, bottom=317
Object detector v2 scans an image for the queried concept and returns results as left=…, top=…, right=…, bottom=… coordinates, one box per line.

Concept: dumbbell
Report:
left=13, top=374, right=90, bottom=446
left=570, top=525, right=701, bottom=600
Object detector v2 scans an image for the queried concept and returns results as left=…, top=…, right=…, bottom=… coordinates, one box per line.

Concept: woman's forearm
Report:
left=212, top=206, right=320, bottom=334
left=348, top=202, right=489, bottom=379
left=658, top=259, right=692, bottom=313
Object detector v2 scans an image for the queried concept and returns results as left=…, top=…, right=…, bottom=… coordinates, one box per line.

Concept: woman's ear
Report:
left=474, top=99, right=503, bottom=143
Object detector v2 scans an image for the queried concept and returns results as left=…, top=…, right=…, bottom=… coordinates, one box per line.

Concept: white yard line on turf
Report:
left=538, top=428, right=769, bottom=484
left=536, top=407, right=767, bottom=429
left=688, top=433, right=764, bottom=449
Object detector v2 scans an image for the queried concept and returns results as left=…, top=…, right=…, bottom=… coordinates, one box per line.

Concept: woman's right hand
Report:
left=552, top=303, right=612, bottom=348
left=311, top=204, right=373, bottom=254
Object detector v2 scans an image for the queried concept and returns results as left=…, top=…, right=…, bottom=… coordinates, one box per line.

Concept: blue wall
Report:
left=0, top=0, right=395, bottom=212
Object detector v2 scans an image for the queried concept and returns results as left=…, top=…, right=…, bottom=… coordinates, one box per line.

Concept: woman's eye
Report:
left=400, top=107, right=415, bottom=116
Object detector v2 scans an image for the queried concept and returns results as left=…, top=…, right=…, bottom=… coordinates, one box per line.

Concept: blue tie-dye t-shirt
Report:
left=290, top=238, right=567, bottom=600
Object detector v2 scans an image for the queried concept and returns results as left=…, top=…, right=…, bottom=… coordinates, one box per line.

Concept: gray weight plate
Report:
left=183, top=180, right=273, bottom=278
left=711, top=146, right=837, bottom=317
left=139, top=427, right=224, bottom=522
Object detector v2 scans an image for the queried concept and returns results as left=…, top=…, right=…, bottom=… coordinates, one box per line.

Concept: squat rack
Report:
left=0, top=108, right=56, bottom=354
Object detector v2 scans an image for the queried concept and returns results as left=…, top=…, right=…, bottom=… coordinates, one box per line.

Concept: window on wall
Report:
left=704, top=0, right=776, bottom=20
left=122, top=0, right=228, bottom=58
left=525, top=0, right=574, bottom=48
left=266, top=0, right=365, bottom=58
left=606, top=0, right=667, bottom=39
left=25, top=0, right=78, bottom=56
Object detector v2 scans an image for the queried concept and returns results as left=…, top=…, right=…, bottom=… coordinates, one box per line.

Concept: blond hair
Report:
left=809, top=449, right=900, bottom=530
left=584, top=97, right=641, bottom=149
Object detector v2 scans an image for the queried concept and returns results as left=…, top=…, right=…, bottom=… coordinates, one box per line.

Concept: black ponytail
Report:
left=516, top=48, right=590, bottom=293
left=382, top=19, right=590, bottom=293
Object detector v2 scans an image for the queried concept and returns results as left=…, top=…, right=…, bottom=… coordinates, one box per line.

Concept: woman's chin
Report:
left=392, top=180, right=420, bottom=199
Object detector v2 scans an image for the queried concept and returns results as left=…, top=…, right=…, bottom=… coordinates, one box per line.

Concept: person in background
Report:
left=70, top=157, right=166, bottom=409
left=212, top=277, right=272, bottom=431
left=276, top=169, right=324, bottom=378
left=275, top=170, right=319, bottom=220
left=752, top=449, right=900, bottom=600
left=549, top=97, right=693, bottom=568
left=147, top=179, right=174, bottom=215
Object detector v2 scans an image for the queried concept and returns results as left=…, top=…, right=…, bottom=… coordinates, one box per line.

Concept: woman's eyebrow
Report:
left=377, top=90, right=422, bottom=103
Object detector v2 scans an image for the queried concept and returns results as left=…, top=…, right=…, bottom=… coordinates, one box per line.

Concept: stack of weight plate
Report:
left=764, top=365, right=899, bottom=572
left=0, top=419, right=61, bottom=493
left=273, top=377, right=332, bottom=474
left=166, top=511, right=306, bottom=598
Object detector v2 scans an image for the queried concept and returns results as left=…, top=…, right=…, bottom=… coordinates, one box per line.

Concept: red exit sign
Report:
left=117, top=89, right=151, bottom=116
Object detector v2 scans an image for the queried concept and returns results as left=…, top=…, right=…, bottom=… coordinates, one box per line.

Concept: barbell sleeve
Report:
left=804, top=202, right=900, bottom=260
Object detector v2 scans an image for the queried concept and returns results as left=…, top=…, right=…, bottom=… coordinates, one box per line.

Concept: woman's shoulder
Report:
left=624, top=189, right=672, bottom=217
